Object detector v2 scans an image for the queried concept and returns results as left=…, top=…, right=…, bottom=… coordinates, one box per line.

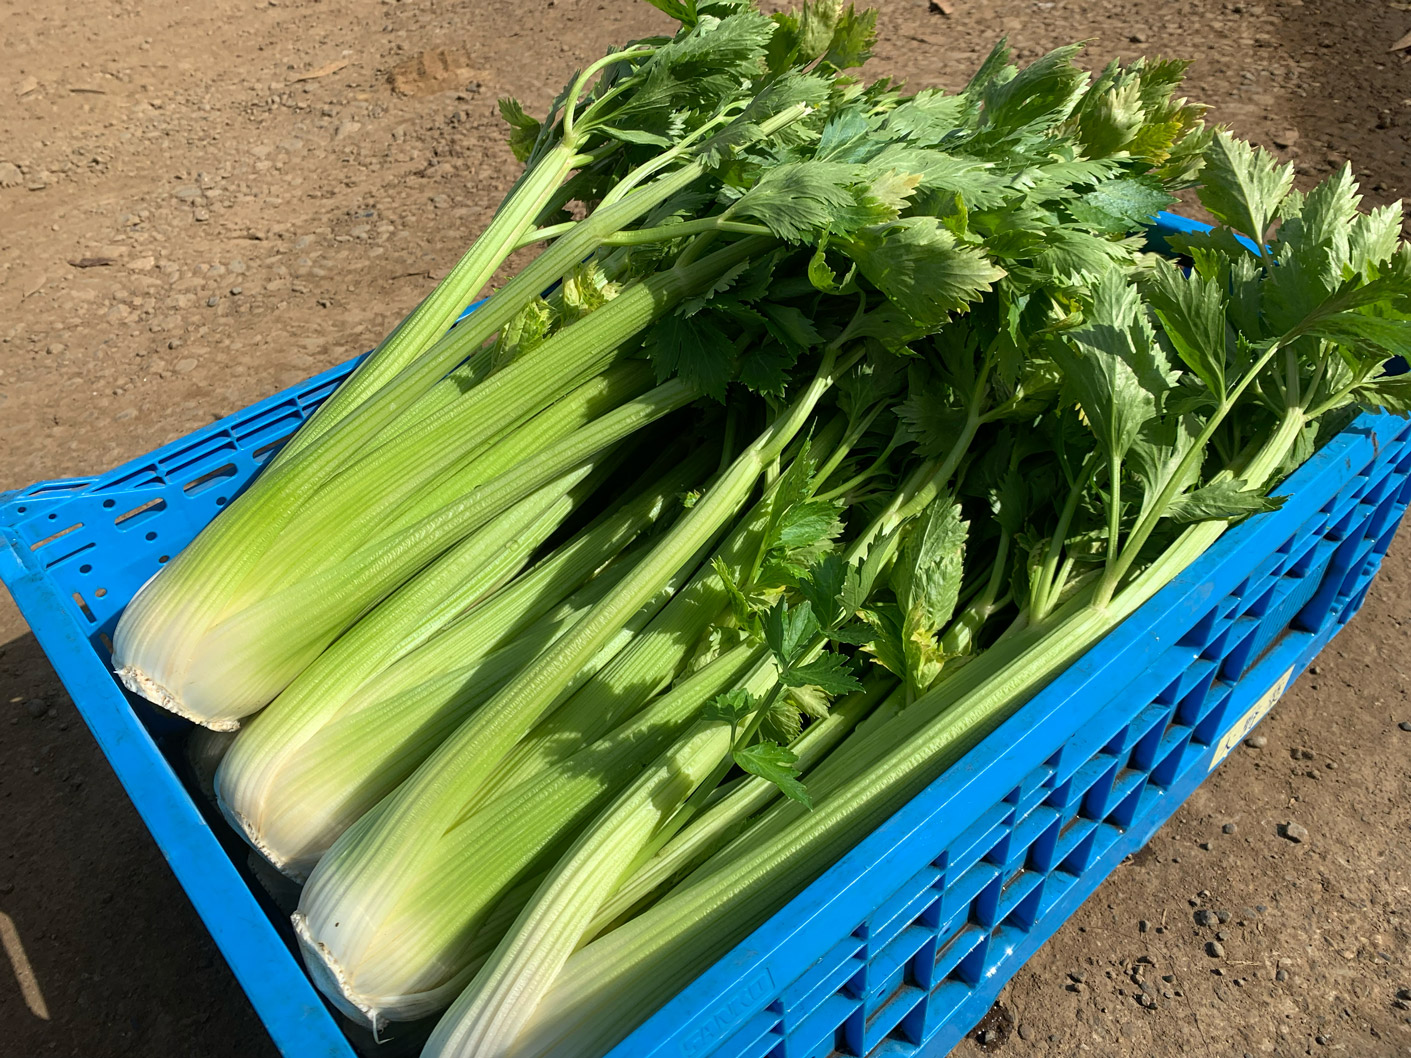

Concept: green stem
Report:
left=674, top=229, right=720, bottom=270
left=1031, top=452, right=1097, bottom=621
left=595, top=106, right=746, bottom=209
left=275, top=140, right=585, bottom=464
left=515, top=220, right=580, bottom=249
left=562, top=47, right=654, bottom=143
left=602, top=218, right=773, bottom=246
left=639, top=660, right=785, bottom=874
left=1104, top=452, right=1122, bottom=586
left=845, top=356, right=993, bottom=562
left=1099, top=337, right=1288, bottom=603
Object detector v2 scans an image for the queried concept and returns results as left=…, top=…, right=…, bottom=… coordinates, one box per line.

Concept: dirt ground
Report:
left=3, top=0, right=1411, bottom=1056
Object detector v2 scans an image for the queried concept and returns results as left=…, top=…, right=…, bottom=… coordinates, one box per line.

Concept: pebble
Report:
left=1207, top=940, right=1226, bottom=959
left=1397, top=988, right=1411, bottom=1001
left=206, top=295, right=219, bottom=307
left=24, top=698, right=47, bottom=718
left=1399, top=721, right=1411, bottom=732
left=0, top=161, right=21, bottom=186
left=1315, top=1036, right=1328, bottom=1046
left=0, top=881, right=12, bottom=895
left=1138, top=919, right=1150, bottom=933
left=1282, top=821, right=1310, bottom=843
left=1245, top=734, right=1267, bottom=748
left=1195, top=909, right=1219, bottom=927
left=1016, top=1023, right=1030, bottom=1041
left=1223, top=823, right=1238, bottom=834
left=1276, top=969, right=1289, bottom=982
left=194, top=207, right=210, bottom=222
left=1216, top=910, right=1231, bottom=924
left=1217, top=930, right=1230, bottom=942
left=175, top=357, right=198, bottom=373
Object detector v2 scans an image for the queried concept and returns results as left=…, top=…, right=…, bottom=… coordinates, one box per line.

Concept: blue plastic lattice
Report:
left=1, top=213, right=1408, bottom=1058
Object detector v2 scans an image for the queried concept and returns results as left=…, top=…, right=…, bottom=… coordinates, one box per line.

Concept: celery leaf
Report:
left=733, top=741, right=812, bottom=808
left=1197, top=131, right=1294, bottom=243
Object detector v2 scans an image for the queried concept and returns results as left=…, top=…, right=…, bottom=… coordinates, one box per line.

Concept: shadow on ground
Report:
left=0, top=626, right=280, bottom=1058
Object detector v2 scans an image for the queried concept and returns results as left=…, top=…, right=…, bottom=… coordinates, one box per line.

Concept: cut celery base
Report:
left=116, top=665, right=240, bottom=732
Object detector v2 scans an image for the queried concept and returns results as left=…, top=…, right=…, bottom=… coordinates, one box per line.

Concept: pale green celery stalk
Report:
left=273, top=140, right=586, bottom=465
left=586, top=677, right=898, bottom=937
left=232, top=361, right=654, bottom=603
left=235, top=560, right=644, bottom=881
left=265, top=232, right=768, bottom=562
left=216, top=458, right=605, bottom=872
left=504, top=412, right=1314, bottom=1058
left=295, top=644, right=770, bottom=1028
left=270, top=100, right=807, bottom=471
left=474, top=417, right=852, bottom=810
left=430, top=659, right=879, bottom=1056
left=147, top=377, right=701, bottom=729
left=424, top=445, right=711, bottom=642
left=112, top=106, right=797, bottom=722
left=421, top=713, right=751, bottom=1058
left=212, top=446, right=701, bottom=858
left=116, top=238, right=763, bottom=722
left=467, top=499, right=773, bottom=811
left=296, top=346, right=852, bottom=1024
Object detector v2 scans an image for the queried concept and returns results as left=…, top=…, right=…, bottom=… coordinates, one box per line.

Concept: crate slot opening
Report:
left=71, top=592, right=96, bottom=624
left=115, top=498, right=168, bottom=528
left=253, top=435, right=293, bottom=461
left=30, top=522, right=83, bottom=552
left=183, top=463, right=238, bottom=496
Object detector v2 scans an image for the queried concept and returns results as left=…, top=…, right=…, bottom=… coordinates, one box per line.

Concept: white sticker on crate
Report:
left=1210, top=666, right=1296, bottom=771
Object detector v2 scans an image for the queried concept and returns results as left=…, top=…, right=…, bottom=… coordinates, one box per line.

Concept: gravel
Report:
left=1282, top=821, right=1311, bottom=843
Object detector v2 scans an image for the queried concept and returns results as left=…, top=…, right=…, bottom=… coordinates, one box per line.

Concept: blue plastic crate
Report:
left=2, top=212, right=1409, bottom=1058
